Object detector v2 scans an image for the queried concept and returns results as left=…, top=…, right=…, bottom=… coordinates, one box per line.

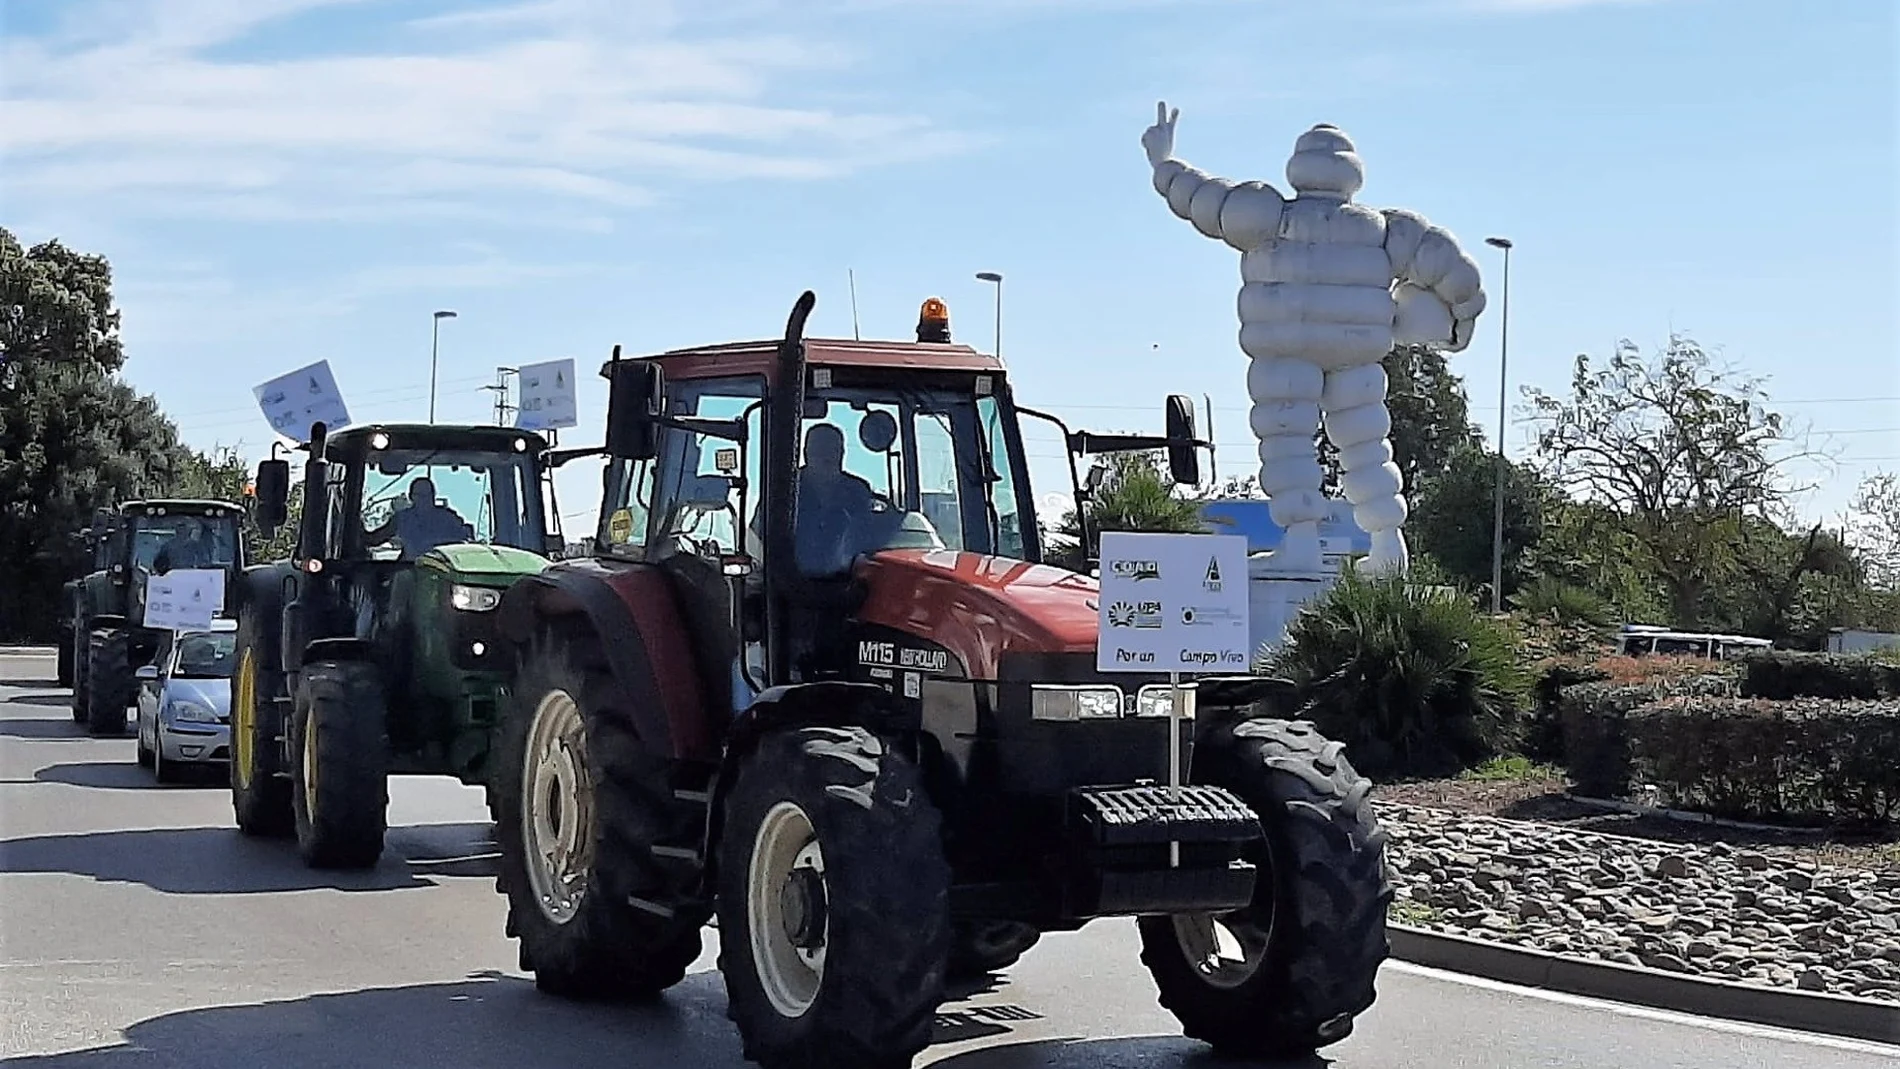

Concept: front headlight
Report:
left=1030, top=685, right=1123, bottom=722
left=1134, top=684, right=1193, bottom=718
left=168, top=701, right=218, bottom=724
left=451, top=584, right=503, bottom=612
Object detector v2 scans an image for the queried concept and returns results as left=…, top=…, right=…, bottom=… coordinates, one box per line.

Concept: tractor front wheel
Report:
left=290, top=660, right=390, bottom=869
left=56, top=630, right=74, bottom=688
left=84, top=629, right=132, bottom=736
left=717, top=725, right=951, bottom=1069
left=231, top=614, right=294, bottom=837
left=1137, top=717, right=1391, bottom=1060
left=69, top=624, right=90, bottom=723
left=494, top=625, right=703, bottom=999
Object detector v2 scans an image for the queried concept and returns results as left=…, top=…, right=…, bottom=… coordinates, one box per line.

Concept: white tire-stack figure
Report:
left=1143, top=101, right=1487, bottom=575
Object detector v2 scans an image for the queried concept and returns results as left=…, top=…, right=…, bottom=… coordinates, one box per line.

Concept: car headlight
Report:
left=1134, top=684, right=1193, bottom=718
left=1030, top=685, right=1123, bottom=722
left=450, top=584, right=503, bottom=612
left=168, top=701, right=218, bottom=724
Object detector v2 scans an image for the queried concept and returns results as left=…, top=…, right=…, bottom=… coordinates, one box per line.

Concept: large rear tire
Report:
left=494, top=624, right=704, bottom=999
left=290, top=660, right=390, bottom=869
left=1138, top=717, right=1391, bottom=1060
left=70, top=623, right=90, bottom=723
left=85, top=629, right=131, bottom=736
left=948, top=921, right=1042, bottom=979
left=231, top=613, right=294, bottom=837
left=717, top=725, right=950, bottom=1069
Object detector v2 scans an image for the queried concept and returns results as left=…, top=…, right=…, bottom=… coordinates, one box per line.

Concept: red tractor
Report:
left=490, top=292, right=1391, bottom=1069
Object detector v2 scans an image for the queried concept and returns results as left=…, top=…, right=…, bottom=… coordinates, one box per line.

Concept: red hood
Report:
left=853, top=549, right=1099, bottom=680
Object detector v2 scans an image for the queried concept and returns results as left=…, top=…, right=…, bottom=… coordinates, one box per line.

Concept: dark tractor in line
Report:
left=67, top=500, right=246, bottom=735
left=490, top=294, right=1392, bottom=1069
left=230, top=423, right=573, bottom=869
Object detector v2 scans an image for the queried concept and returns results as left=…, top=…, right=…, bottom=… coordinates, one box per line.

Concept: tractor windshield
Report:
left=132, top=514, right=239, bottom=572
left=357, top=447, right=544, bottom=561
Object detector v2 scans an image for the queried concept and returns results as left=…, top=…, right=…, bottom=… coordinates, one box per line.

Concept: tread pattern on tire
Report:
left=494, top=621, right=704, bottom=1000
left=717, top=724, right=951, bottom=1069
left=1138, top=716, right=1392, bottom=1059
left=292, top=659, right=391, bottom=869
left=231, top=611, right=294, bottom=837
left=85, top=629, right=131, bottom=736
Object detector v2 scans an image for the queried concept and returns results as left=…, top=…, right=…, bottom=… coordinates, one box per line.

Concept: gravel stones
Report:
left=1381, top=802, right=1900, bottom=1004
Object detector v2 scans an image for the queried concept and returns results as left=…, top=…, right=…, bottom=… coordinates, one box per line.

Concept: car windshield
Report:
left=130, top=514, right=239, bottom=571
left=356, top=446, right=544, bottom=560
left=173, top=632, right=237, bottom=679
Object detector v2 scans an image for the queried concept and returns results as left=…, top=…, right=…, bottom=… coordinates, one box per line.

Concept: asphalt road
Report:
left=1, top=650, right=1894, bottom=1069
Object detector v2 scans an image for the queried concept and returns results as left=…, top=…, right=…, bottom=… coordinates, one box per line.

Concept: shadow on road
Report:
left=1, top=678, right=63, bottom=689
left=35, top=762, right=181, bottom=790
left=0, top=822, right=497, bottom=895
left=6, top=695, right=77, bottom=709
left=0, top=717, right=85, bottom=740
left=0, top=973, right=1319, bottom=1069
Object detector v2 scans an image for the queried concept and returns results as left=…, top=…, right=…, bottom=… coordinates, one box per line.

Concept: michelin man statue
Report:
left=1143, top=101, right=1486, bottom=576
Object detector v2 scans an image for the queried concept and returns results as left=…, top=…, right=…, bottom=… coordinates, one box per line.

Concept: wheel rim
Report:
left=522, top=689, right=595, bottom=925
left=233, top=648, right=256, bottom=789
left=301, top=706, right=318, bottom=816
left=1170, top=906, right=1273, bottom=990
left=747, top=800, right=827, bottom=1019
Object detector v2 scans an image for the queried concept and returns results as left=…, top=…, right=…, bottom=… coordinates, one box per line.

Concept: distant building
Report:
left=1827, top=628, right=1900, bottom=654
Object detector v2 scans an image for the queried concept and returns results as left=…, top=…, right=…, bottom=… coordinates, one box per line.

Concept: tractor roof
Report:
left=121, top=499, right=245, bottom=515
left=327, top=422, right=550, bottom=452
left=608, top=336, right=1004, bottom=384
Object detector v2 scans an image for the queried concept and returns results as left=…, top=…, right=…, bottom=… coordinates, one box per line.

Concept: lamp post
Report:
left=429, top=309, right=458, bottom=423
left=975, top=272, right=1002, bottom=359
left=1484, top=236, right=1513, bottom=614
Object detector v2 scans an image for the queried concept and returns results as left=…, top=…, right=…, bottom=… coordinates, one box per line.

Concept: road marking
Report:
left=1387, top=961, right=1900, bottom=1055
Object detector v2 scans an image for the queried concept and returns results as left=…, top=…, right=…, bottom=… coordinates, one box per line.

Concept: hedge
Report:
left=1627, top=696, right=1900, bottom=824
left=1557, top=675, right=1737, bottom=797
left=1527, top=662, right=1611, bottom=762
left=1740, top=651, right=1900, bottom=701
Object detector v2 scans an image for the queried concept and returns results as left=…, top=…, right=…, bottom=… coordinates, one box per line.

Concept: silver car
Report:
left=135, top=619, right=236, bottom=783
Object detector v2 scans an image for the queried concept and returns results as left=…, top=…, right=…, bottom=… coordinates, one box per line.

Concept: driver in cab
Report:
left=367, top=476, right=473, bottom=560
left=793, top=424, right=878, bottom=572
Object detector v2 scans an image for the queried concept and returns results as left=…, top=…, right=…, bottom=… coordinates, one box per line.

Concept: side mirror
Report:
left=605, top=359, right=664, bottom=461
left=135, top=665, right=159, bottom=681
left=254, top=458, right=291, bottom=534
left=1084, top=462, right=1108, bottom=496
left=1164, top=394, right=1202, bottom=487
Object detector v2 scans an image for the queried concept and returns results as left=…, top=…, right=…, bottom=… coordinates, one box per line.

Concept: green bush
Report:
left=1526, top=661, right=1611, bottom=762
left=1265, top=569, right=1531, bottom=779
left=1739, top=651, right=1900, bottom=700
left=1558, top=675, right=1737, bottom=797
left=1628, top=697, right=1900, bottom=824
left=1511, top=575, right=1612, bottom=626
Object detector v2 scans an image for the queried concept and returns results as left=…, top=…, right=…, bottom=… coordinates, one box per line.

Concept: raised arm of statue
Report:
left=1382, top=208, right=1486, bottom=351
left=1144, top=101, right=1285, bottom=252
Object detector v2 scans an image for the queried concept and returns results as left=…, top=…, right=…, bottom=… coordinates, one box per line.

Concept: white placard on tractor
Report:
left=254, top=360, right=352, bottom=442
left=514, top=358, right=579, bottom=431
left=143, top=569, right=224, bottom=632
left=1096, top=531, right=1251, bottom=675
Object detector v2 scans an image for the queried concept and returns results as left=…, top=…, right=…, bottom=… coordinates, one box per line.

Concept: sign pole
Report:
left=1169, top=670, right=1183, bottom=869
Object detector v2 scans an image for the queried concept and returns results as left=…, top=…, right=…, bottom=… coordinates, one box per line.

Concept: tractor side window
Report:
left=977, top=396, right=1027, bottom=560
left=914, top=411, right=964, bottom=549
left=653, top=377, right=763, bottom=561
left=598, top=457, right=655, bottom=558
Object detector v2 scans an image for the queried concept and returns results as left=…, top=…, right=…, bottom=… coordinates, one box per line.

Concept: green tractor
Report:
left=232, top=421, right=571, bottom=869
left=67, top=500, right=247, bottom=735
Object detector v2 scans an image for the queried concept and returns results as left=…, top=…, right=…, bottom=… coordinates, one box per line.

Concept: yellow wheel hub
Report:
left=233, top=648, right=257, bottom=789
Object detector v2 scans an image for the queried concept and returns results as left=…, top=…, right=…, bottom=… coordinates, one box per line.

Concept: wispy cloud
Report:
left=1, top=0, right=967, bottom=224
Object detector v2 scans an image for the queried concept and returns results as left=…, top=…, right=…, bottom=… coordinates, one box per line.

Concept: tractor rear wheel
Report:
left=85, top=629, right=132, bottom=736
left=70, top=624, right=90, bottom=723
left=290, top=660, right=390, bottom=869
left=717, top=725, right=950, bottom=1069
left=231, top=613, right=294, bottom=837
left=1137, top=717, right=1390, bottom=1060
left=494, top=625, right=703, bottom=999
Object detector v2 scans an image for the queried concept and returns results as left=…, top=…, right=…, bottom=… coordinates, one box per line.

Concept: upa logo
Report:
left=1108, top=601, right=1164, bottom=629
left=1109, top=559, right=1161, bottom=581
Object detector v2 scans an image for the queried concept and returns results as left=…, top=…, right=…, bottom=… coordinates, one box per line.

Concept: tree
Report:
left=0, top=229, right=215, bottom=641
left=1523, top=334, right=1807, bottom=629
left=1406, top=443, right=1546, bottom=598
left=1045, top=451, right=1205, bottom=571
left=1847, top=472, right=1900, bottom=590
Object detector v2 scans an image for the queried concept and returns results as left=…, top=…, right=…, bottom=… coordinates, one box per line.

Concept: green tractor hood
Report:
left=419, top=544, right=552, bottom=585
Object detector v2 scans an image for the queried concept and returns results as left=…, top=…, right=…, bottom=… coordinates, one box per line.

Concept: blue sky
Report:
left=4, top=0, right=1894, bottom=536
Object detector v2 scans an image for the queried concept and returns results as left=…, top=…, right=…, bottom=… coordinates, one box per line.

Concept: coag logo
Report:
left=1109, top=559, right=1161, bottom=581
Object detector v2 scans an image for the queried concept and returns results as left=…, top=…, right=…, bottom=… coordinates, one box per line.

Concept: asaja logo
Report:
left=1109, top=559, right=1161, bottom=581
left=1202, top=555, right=1223, bottom=592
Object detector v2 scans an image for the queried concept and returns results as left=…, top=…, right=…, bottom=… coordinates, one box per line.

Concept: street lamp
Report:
left=975, top=272, right=1002, bottom=360
left=1484, top=236, right=1513, bottom=614
left=429, top=309, right=458, bottom=423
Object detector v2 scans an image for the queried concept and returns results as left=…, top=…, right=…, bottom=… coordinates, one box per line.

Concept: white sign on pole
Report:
left=514, top=358, right=578, bottom=431
left=254, top=360, right=351, bottom=442
left=1096, top=531, right=1251, bottom=674
left=142, top=569, right=224, bottom=632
